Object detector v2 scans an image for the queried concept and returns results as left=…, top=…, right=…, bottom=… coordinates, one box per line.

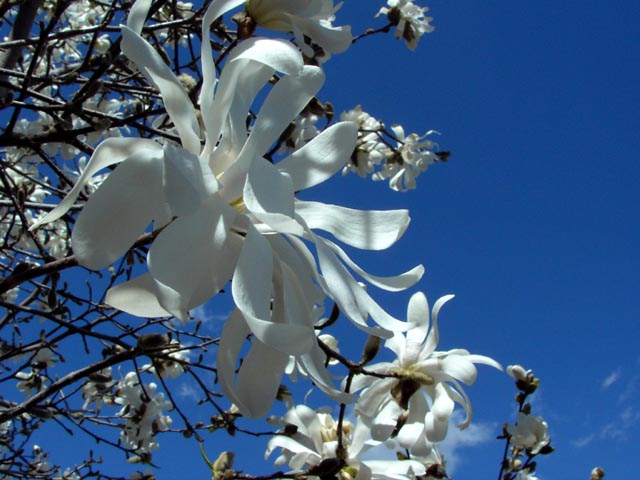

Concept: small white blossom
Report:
left=352, top=292, right=502, bottom=449
left=266, top=405, right=426, bottom=480
left=506, top=412, right=550, bottom=455
left=377, top=0, right=435, bottom=51
left=114, top=372, right=173, bottom=453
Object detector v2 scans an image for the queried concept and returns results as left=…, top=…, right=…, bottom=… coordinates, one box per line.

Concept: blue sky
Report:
left=5, top=1, right=639, bottom=478
left=316, top=1, right=639, bottom=478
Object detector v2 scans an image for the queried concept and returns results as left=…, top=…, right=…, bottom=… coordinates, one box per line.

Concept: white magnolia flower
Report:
left=352, top=292, right=502, bottom=448
left=266, top=405, right=425, bottom=480
left=246, top=0, right=352, bottom=58
left=506, top=412, right=550, bottom=455
left=372, top=125, right=438, bottom=191
left=377, top=0, right=435, bottom=51
left=340, top=106, right=387, bottom=178
left=32, top=0, right=422, bottom=417
left=115, top=372, right=173, bottom=453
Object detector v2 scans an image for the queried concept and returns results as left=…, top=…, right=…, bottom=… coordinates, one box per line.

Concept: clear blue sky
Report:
left=317, top=1, right=639, bottom=478
left=14, top=1, right=639, bottom=478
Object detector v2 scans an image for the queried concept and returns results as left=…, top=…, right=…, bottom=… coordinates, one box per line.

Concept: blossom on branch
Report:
left=266, top=404, right=426, bottom=480
left=377, top=0, right=435, bottom=51
left=351, top=292, right=501, bottom=450
left=246, top=0, right=352, bottom=59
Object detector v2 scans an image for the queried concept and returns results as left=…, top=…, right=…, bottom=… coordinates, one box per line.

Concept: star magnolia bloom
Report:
left=506, top=412, right=550, bottom=455
left=351, top=292, right=502, bottom=448
left=266, top=405, right=425, bottom=480
left=32, top=0, right=422, bottom=416
left=377, top=0, right=435, bottom=51
left=246, top=0, right=352, bottom=58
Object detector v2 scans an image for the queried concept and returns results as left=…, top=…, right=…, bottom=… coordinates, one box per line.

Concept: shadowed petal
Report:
left=72, top=150, right=164, bottom=270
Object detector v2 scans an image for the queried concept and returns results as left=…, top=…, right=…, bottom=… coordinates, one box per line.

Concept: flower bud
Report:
left=360, top=335, right=382, bottom=365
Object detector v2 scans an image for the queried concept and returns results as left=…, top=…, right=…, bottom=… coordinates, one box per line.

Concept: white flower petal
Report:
left=423, top=294, right=455, bottom=356
left=30, top=138, right=161, bottom=230
left=221, top=65, right=325, bottom=200
left=406, top=292, right=430, bottom=345
left=232, top=226, right=314, bottom=354
left=295, top=201, right=410, bottom=250
left=72, top=150, right=164, bottom=270
left=121, top=27, right=200, bottom=155
left=234, top=338, right=289, bottom=418
left=278, top=121, right=358, bottom=190
left=322, top=238, right=424, bottom=292
left=105, top=273, right=170, bottom=318
left=148, top=197, right=238, bottom=321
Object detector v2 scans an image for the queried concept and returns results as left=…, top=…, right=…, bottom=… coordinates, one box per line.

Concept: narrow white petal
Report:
left=121, top=27, right=200, bottom=155
left=321, top=238, right=424, bottom=292
left=232, top=226, right=314, bottom=354
left=30, top=139, right=161, bottom=230
left=234, top=339, right=288, bottom=418
left=278, top=122, right=358, bottom=190
left=148, top=197, right=238, bottom=321
left=105, top=274, right=170, bottom=318
left=72, top=150, right=164, bottom=270
left=424, top=294, right=455, bottom=355
left=406, top=292, right=430, bottom=345
left=221, top=66, right=325, bottom=200
left=295, top=201, right=410, bottom=250
left=126, top=0, right=152, bottom=33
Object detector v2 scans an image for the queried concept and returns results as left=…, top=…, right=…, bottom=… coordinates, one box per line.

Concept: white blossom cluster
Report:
left=341, top=106, right=441, bottom=191
left=377, top=0, right=435, bottom=51
left=115, top=372, right=174, bottom=454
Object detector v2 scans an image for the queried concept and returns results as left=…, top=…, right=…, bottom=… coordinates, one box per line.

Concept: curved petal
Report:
left=234, top=337, right=288, bottom=418
left=105, top=273, right=170, bottom=318
left=71, top=150, right=164, bottom=270
left=202, top=37, right=303, bottom=158
left=406, top=292, right=430, bottom=345
left=121, top=27, right=200, bottom=155
left=322, top=238, right=424, bottom=292
left=198, top=0, right=268, bottom=150
left=244, top=158, right=303, bottom=236
left=293, top=16, right=352, bottom=54
left=232, top=226, right=314, bottom=354
left=423, top=294, right=455, bottom=356
left=220, top=65, right=325, bottom=200
left=295, top=201, right=410, bottom=250
left=148, top=196, right=238, bottom=321
left=278, top=121, right=358, bottom=190
left=30, top=138, right=161, bottom=229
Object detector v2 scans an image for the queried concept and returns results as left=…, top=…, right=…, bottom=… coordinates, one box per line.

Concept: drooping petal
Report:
left=233, top=337, right=289, bottom=418
left=121, top=27, right=201, bottom=155
left=322, top=239, right=424, bottom=292
left=147, top=196, right=238, bottom=321
left=105, top=273, right=170, bottom=318
left=30, top=138, right=161, bottom=230
left=232, top=226, right=314, bottom=354
left=278, top=121, right=358, bottom=190
left=71, top=149, right=165, bottom=270
left=295, top=201, right=410, bottom=250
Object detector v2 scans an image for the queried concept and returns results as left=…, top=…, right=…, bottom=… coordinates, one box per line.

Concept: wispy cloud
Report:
left=601, top=369, right=621, bottom=389
left=571, top=434, right=595, bottom=448
left=190, top=304, right=230, bottom=332
left=439, top=412, right=497, bottom=473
